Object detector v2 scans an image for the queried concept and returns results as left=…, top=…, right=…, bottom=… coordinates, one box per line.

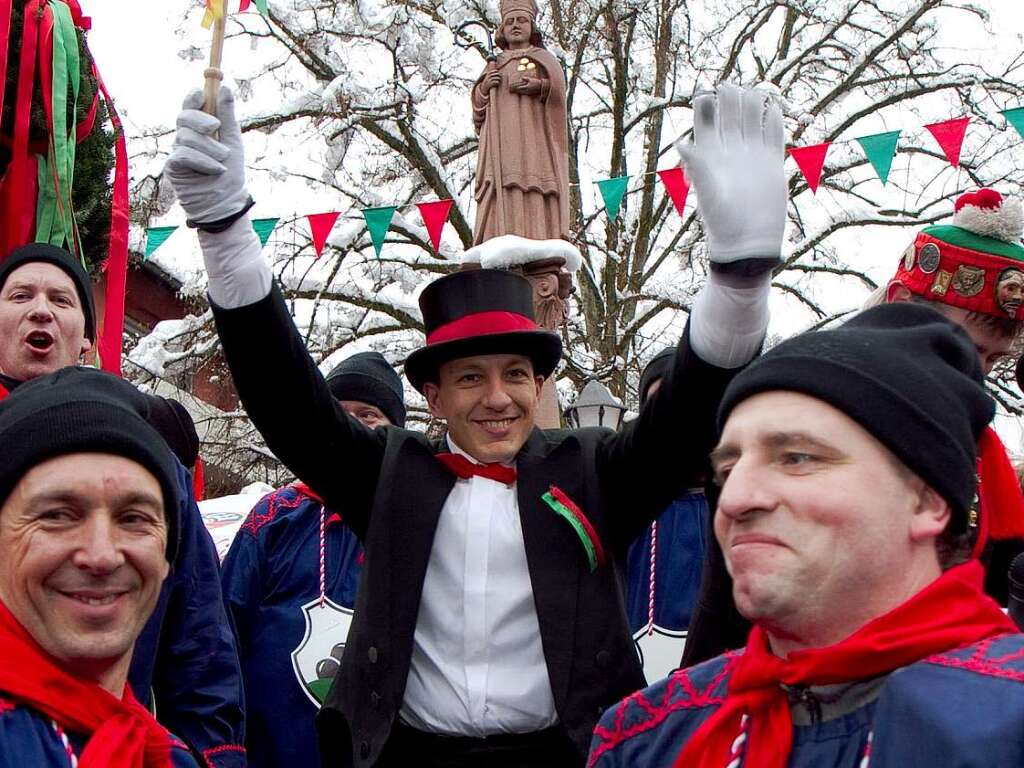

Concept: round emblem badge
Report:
left=901, top=245, right=915, bottom=272
left=918, top=242, right=940, bottom=274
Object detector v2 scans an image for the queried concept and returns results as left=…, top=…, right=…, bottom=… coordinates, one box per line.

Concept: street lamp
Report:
left=565, top=380, right=627, bottom=430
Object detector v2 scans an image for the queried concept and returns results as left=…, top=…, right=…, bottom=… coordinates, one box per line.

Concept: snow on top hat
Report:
left=500, top=0, right=538, bottom=20
left=404, top=269, right=562, bottom=393
left=892, top=188, right=1024, bottom=320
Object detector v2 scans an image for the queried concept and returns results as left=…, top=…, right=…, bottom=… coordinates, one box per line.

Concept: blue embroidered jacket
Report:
left=221, top=485, right=364, bottom=768
left=589, top=632, right=1024, bottom=768
left=0, top=695, right=199, bottom=766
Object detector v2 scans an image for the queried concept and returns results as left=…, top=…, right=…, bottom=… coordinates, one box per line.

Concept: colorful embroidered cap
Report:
left=404, top=269, right=562, bottom=393
left=890, top=189, right=1024, bottom=320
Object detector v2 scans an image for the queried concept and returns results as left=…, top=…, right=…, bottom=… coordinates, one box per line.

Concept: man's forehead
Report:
left=3, top=261, right=76, bottom=291
left=719, top=391, right=850, bottom=442
left=445, top=353, right=533, bottom=371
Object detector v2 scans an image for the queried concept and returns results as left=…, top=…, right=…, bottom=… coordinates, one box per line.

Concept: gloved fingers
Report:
left=176, top=108, right=221, bottom=137
left=741, top=89, right=765, bottom=146
left=213, top=87, right=243, bottom=147
left=691, top=91, right=719, bottom=151
left=181, top=89, right=205, bottom=111
left=764, top=97, right=785, bottom=158
left=677, top=141, right=712, bottom=194
left=173, top=126, right=231, bottom=164
left=165, top=145, right=226, bottom=177
left=717, top=84, right=743, bottom=148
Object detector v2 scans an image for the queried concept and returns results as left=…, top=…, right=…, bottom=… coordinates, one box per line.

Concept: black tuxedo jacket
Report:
left=212, top=286, right=741, bottom=767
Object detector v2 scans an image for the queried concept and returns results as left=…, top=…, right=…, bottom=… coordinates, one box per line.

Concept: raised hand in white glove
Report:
left=165, top=87, right=252, bottom=225
left=677, top=84, right=786, bottom=271
left=163, top=87, right=270, bottom=309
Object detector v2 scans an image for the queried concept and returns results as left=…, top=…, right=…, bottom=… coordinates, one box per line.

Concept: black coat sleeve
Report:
left=599, top=323, right=742, bottom=550
left=211, top=285, right=385, bottom=538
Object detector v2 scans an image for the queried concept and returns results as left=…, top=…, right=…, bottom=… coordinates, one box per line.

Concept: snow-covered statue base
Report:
left=462, top=235, right=581, bottom=331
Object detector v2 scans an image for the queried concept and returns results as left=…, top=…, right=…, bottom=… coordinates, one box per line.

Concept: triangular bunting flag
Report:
left=924, top=117, right=970, bottom=167
left=597, top=176, right=629, bottom=222
left=144, top=226, right=177, bottom=260
left=251, top=0, right=268, bottom=13
left=854, top=130, right=901, bottom=185
left=362, top=206, right=397, bottom=256
left=656, top=167, right=689, bottom=216
left=239, top=0, right=250, bottom=9
left=788, top=142, right=831, bottom=194
left=307, top=212, right=340, bottom=258
left=252, top=217, right=278, bottom=247
left=416, top=200, right=453, bottom=252
left=1002, top=108, right=1024, bottom=141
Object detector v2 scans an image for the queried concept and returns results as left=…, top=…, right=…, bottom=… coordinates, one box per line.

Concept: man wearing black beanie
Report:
left=591, top=303, right=1024, bottom=768
left=0, top=242, right=245, bottom=766
left=221, top=350, right=406, bottom=768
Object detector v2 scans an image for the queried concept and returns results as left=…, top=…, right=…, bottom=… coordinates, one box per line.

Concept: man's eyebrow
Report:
left=709, top=444, right=739, bottom=469
left=27, top=489, right=163, bottom=510
left=709, top=431, right=838, bottom=468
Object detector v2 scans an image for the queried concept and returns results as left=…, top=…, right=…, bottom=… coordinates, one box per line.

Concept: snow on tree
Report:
left=127, top=0, right=1024, bottom=486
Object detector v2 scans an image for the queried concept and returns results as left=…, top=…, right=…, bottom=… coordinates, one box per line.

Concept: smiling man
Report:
left=0, top=367, right=198, bottom=766
left=166, top=82, right=783, bottom=765
left=589, top=303, right=1024, bottom=768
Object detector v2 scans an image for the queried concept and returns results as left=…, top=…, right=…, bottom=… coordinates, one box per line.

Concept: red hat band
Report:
left=892, top=232, right=1024, bottom=320
left=425, top=311, right=540, bottom=346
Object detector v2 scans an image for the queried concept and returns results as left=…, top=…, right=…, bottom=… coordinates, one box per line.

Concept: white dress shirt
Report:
left=399, top=437, right=558, bottom=736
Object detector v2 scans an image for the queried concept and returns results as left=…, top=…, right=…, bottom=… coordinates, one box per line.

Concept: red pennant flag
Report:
left=924, top=117, right=970, bottom=168
left=307, top=212, right=340, bottom=258
left=416, top=200, right=453, bottom=252
left=239, top=0, right=250, bottom=9
left=656, top=167, right=690, bottom=216
left=788, top=142, right=831, bottom=194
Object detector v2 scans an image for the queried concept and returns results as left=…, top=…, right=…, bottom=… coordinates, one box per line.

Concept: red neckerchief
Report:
left=0, top=383, right=8, bottom=400
left=673, top=561, right=1015, bottom=768
left=435, top=451, right=517, bottom=485
left=0, top=601, right=172, bottom=768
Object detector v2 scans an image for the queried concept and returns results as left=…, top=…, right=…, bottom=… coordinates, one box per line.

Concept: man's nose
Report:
left=72, top=516, right=125, bottom=575
left=481, top=377, right=514, bottom=410
left=716, top=459, right=773, bottom=522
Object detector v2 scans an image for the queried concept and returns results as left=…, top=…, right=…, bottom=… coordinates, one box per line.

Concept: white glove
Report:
left=677, top=85, right=786, bottom=265
left=164, top=88, right=271, bottom=308
left=164, top=88, right=252, bottom=224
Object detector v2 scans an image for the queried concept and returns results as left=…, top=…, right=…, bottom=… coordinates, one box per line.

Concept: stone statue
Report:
left=471, top=0, right=570, bottom=245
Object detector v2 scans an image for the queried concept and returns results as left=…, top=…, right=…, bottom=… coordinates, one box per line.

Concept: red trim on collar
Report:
left=426, top=311, right=538, bottom=345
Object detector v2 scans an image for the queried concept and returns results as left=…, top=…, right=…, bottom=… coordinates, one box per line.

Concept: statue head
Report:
left=496, top=0, right=544, bottom=49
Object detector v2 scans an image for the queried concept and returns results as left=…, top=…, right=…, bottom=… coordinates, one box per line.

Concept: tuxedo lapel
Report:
left=387, top=438, right=456, bottom=633
left=516, top=429, right=584, bottom=712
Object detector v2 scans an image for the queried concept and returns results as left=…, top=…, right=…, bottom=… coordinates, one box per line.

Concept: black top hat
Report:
left=404, top=269, right=562, bottom=393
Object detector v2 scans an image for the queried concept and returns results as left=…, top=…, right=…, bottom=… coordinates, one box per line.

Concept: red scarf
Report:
left=0, top=601, right=172, bottom=768
left=673, top=561, right=1015, bottom=768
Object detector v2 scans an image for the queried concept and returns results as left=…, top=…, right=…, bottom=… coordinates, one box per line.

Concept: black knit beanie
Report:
left=0, top=367, right=180, bottom=561
left=718, top=303, right=994, bottom=531
left=146, top=395, right=200, bottom=468
left=639, top=348, right=675, bottom=406
left=0, top=243, right=96, bottom=341
left=325, top=351, right=406, bottom=427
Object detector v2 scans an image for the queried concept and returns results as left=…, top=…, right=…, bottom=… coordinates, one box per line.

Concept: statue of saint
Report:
left=471, top=0, right=570, bottom=245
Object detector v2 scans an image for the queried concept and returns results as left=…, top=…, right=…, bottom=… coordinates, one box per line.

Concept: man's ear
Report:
left=887, top=281, right=913, bottom=303
left=423, top=382, right=445, bottom=420
left=79, top=335, right=93, bottom=359
left=533, top=375, right=545, bottom=397
left=909, top=484, right=952, bottom=543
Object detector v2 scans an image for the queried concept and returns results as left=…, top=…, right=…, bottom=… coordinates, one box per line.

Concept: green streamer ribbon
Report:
left=542, top=490, right=599, bottom=572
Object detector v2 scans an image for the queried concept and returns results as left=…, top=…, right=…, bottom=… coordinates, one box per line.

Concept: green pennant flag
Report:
left=252, top=217, right=279, bottom=247
left=1003, top=108, right=1024, bottom=141
left=144, top=226, right=178, bottom=260
left=854, top=130, right=901, bottom=185
left=362, top=206, right=397, bottom=256
left=597, top=176, right=629, bottom=222
left=254, top=0, right=268, bottom=14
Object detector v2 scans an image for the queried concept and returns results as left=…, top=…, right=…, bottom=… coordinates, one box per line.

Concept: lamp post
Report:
left=565, top=380, right=627, bottom=430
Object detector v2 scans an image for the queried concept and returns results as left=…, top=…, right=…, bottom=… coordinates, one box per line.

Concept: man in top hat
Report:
left=0, top=367, right=200, bottom=767
left=589, top=303, right=1024, bottom=768
left=165, top=83, right=783, bottom=766
left=221, top=351, right=406, bottom=768
left=0, top=242, right=246, bottom=767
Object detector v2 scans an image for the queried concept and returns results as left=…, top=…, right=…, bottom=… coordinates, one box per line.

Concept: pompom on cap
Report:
left=952, top=188, right=1023, bottom=244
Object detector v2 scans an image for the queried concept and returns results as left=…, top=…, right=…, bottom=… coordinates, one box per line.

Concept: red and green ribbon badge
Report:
left=542, top=485, right=606, bottom=572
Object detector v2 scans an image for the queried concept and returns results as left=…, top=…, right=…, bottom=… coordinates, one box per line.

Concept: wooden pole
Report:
left=203, top=11, right=226, bottom=115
